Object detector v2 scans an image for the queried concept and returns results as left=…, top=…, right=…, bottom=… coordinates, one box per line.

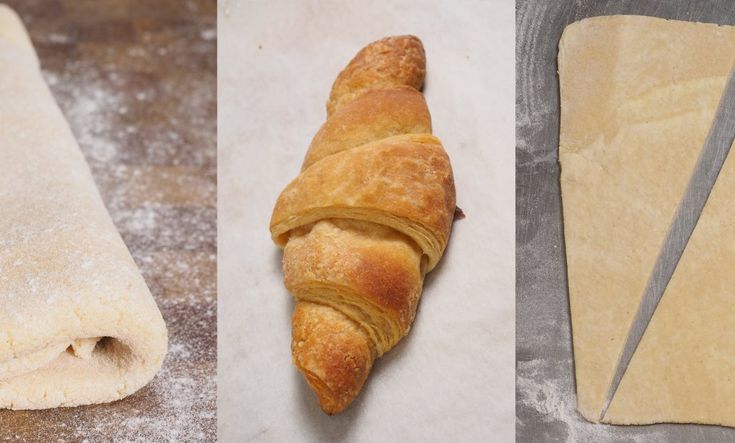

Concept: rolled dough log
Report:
left=559, top=15, right=735, bottom=423
left=0, top=5, right=167, bottom=409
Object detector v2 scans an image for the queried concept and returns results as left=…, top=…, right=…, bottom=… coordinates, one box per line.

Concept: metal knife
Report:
left=599, top=63, right=735, bottom=421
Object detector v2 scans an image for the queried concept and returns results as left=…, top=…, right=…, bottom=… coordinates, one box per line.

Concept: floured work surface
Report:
left=559, top=15, right=735, bottom=425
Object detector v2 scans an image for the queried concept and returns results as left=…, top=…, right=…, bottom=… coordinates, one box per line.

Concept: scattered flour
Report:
left=517, top=358, right=665, bottom=442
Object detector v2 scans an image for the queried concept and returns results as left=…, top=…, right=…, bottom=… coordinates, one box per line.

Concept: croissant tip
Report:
left=291, top=302, right=376, bottom=415
left=319, top=400, right=348, bottom=415
left=298, top=367, right=354, bottom=415
left=380, top=34, right=422, bottom=43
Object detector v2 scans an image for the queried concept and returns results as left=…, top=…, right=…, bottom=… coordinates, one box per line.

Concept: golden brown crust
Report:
left=291, top=302, right=375, bottom=414
left=304, top=86, right=432, bottom=170
left=270, top=134, right=455, bottom=270
left=327, top=35, right=426, bottom=116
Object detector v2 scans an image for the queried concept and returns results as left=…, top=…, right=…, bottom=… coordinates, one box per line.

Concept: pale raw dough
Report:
left=0, top=5, right=167, bottom=409
left=559, top=15, right=735, bottom=423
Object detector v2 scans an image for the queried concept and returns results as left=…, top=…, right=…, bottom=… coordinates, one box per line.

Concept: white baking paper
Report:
left=218, top=0, right=515, bottom=441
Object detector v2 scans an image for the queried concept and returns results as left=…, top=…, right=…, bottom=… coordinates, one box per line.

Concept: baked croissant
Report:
left=270, top=35, right=456, bottom=414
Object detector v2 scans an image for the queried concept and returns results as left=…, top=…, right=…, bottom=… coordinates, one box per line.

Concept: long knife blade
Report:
left=599, top=63, right=735, bottom=421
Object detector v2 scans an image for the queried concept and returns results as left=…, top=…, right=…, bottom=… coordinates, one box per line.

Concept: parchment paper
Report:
left=217, top=0, right=515, bottom=441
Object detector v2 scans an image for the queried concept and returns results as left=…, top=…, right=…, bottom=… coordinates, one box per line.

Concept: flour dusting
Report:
left=517, top=359, right=668, bottom=443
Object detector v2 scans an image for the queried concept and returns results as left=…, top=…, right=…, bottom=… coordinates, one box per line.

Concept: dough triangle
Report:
left=603, top=136, right=735, bottom=426
left=559, top=15, right=735, bottom=421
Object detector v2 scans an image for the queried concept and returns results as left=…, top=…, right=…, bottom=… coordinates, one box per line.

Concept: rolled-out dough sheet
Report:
left=0, top=5, right=167, bottom=409
left=559, top=15, right=735, bottom=422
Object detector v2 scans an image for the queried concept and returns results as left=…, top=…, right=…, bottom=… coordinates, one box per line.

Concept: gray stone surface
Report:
left=516, top=1, right=735, bottom=441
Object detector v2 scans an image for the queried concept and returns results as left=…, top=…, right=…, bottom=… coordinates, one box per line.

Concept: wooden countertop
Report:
left=0, top=1, right=216, bottom=440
